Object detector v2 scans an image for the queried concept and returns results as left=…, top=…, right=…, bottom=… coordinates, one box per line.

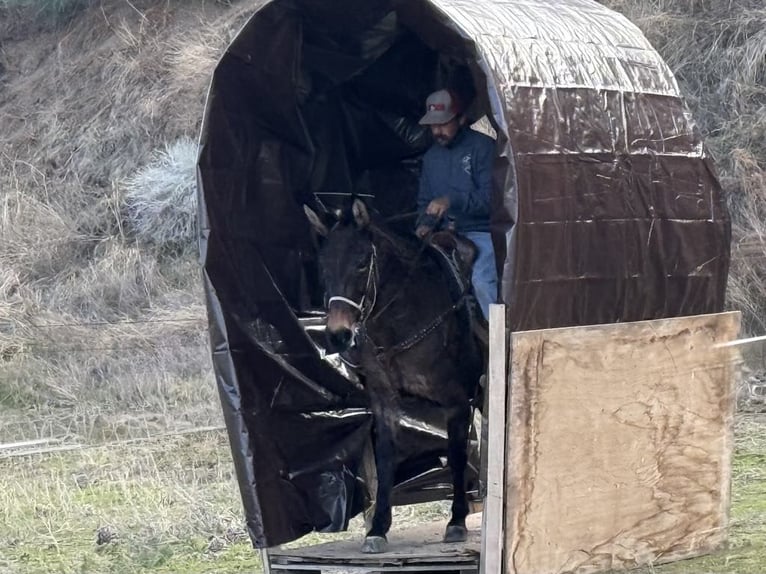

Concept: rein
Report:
left=375, top=294, right=467, bottom=361
left=382, top=210, right=419, bottom=223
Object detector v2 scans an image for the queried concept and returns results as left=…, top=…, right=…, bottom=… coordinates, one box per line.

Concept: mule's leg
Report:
left=444, top=404, right=471, bottom=543
left=362, top=408, right=397, bottom=554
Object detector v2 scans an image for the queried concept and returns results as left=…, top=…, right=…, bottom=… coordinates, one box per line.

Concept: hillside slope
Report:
left=2, top=0, right=764, bottom=432
left=0, top=0, right=255, bottom=439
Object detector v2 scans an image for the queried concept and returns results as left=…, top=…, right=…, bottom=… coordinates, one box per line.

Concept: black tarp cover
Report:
left=196, top=0, right=731, bottom=547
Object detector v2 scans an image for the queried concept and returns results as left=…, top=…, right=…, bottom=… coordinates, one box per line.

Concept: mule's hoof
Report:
left=443, top=524, right=468, bottom=543
left=361, top=535, right=387, bottom=554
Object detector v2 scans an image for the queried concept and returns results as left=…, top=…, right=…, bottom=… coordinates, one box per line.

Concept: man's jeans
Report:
left=463, top=231, right=498, bottom=321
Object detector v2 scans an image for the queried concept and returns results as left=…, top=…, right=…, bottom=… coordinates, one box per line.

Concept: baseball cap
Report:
left=418, top=89, right=461, bottom=125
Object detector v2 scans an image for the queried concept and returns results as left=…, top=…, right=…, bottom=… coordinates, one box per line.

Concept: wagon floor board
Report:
left=268, top=514, right=481, bottom=567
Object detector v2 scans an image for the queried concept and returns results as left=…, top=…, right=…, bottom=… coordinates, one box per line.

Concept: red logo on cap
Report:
left=428, top=103, right=446, bottom=111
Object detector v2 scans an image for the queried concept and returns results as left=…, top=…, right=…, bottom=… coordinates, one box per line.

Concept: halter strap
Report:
left=326, top=245, right=378, bottom=320
left=327, top=296, right=363, bottom=312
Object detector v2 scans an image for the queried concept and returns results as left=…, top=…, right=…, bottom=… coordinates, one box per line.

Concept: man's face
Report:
left=430, top=117, right=462, bottom=147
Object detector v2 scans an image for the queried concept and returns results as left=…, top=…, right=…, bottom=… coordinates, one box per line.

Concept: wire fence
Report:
left=0, top=425, right=227, bottom=460
left=0, top=316, right=210, bottom=355
left=20, top=317, right=207, bottom=328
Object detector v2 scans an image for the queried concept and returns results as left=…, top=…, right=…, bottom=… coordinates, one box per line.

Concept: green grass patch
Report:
left=1, top=538, right=263, bottom=574
left=0, top=431, right=258, bottom=574
left=1, top=419, right=765, bottom=573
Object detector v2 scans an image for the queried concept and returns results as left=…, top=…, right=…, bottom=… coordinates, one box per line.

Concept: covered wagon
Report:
left=196, top=0, right=731, bottom=558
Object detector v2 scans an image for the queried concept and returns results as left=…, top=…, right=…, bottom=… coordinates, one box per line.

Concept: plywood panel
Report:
left=504, top=312, right=740, bottom=574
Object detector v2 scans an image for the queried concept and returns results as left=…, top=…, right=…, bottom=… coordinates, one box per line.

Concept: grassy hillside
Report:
left=0, top=0, right=257, bottom=440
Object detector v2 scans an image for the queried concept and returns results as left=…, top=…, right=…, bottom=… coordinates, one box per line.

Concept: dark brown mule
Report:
left=305, top=199, right=483, bottom=554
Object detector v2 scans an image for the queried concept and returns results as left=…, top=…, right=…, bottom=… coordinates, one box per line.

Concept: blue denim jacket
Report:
left=416, top=127, right=495, bottom=233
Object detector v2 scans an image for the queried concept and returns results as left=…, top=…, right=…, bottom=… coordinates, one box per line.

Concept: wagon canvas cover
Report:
left=196, top=0, right=730, bottom=547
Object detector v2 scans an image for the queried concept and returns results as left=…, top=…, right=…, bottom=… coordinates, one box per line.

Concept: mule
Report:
left=305, top=199, right=483, bottom=554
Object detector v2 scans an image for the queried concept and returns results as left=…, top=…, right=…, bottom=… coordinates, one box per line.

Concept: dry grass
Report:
left=0, top=0, right=254, bottom=447
left=0, top=0, right=93, bottom=24
left=44, top=239, right=171, bottom=319
left=0, top=268, right=216, bottom=441
left=0, top=191, right=89, bottom=283
left=727, top=150, right=766, bottom=335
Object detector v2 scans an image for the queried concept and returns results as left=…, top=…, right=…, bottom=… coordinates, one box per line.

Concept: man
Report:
left=415, top=89, right=498, bottom=321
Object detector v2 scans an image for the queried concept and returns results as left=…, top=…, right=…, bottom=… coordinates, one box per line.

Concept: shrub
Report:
left=123, top=137, right=199, bottom=250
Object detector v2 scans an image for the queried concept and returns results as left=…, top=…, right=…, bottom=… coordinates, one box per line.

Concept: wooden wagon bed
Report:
left=265, top=513, right=482, bottom=573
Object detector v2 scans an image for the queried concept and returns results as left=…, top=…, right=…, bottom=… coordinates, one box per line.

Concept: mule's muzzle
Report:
left=326, top=306, right=359, bottom=353
left=327, top=326, right=355, bottom=352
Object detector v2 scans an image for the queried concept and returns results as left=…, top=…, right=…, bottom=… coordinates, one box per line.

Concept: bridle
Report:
left=325, top=237, right=468, bottom=361
left=327, top=244, right=378, bottom=323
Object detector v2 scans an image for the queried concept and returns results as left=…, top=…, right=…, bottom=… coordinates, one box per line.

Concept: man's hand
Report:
left=426, top=196, right=451, bottom=219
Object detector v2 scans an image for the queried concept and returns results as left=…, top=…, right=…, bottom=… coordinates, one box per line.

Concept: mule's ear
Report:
left=304, top=205, right=329, bottom=237
left=352, top=199, right=370, bottom=228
